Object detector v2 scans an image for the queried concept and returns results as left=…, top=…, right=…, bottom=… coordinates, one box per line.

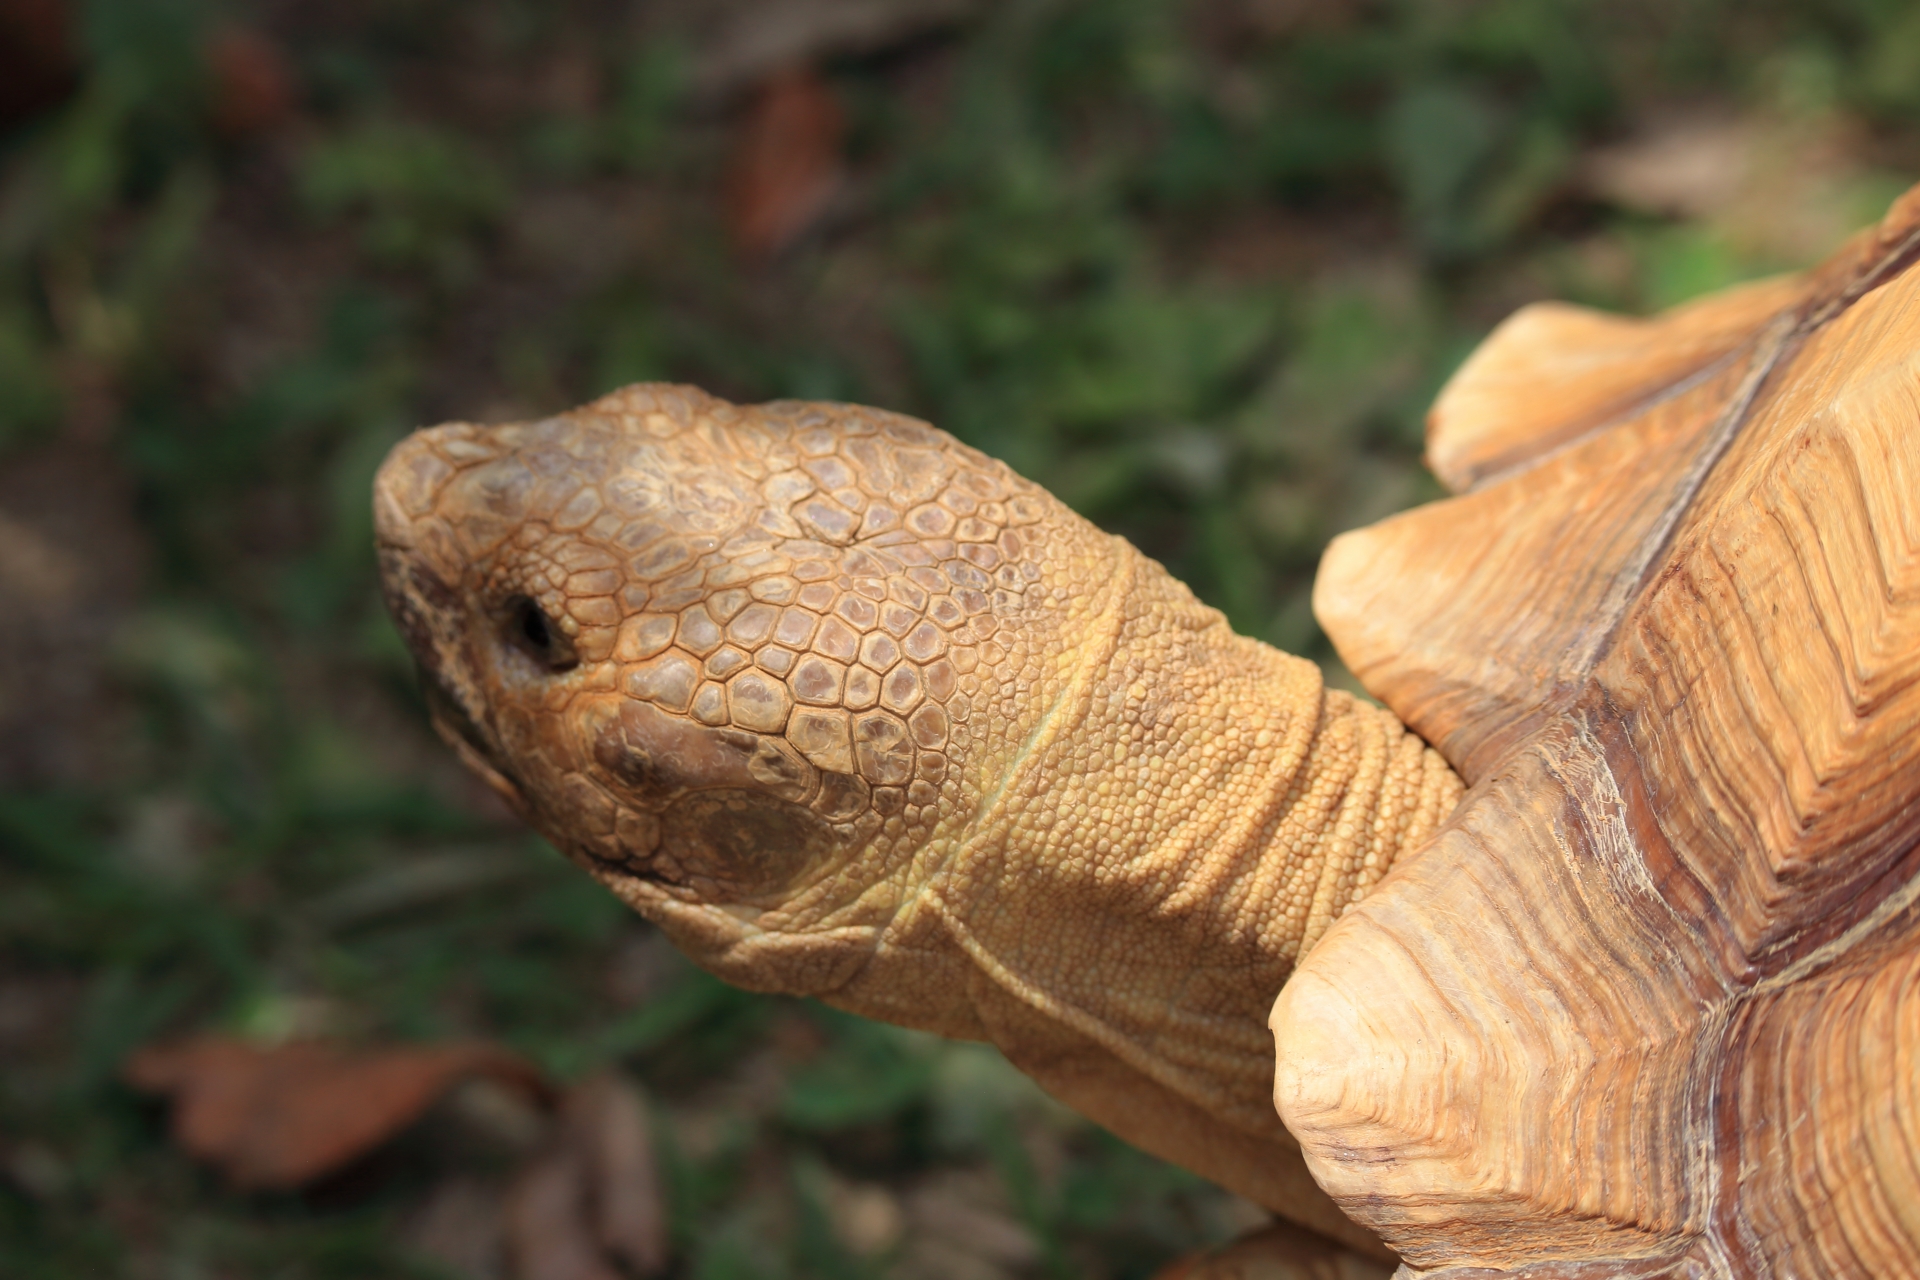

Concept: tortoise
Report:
left=372, top=182, right=1920, bottom=1276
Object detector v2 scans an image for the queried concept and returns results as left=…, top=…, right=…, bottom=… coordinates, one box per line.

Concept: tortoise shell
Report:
left=1273, top=184, right=1920, bottom=1276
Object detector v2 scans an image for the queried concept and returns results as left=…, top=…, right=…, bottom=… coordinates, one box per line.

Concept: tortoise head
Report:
left=374, top=381, right=1463, bottom=1253
left=371, top=382, right=1064, bottom=995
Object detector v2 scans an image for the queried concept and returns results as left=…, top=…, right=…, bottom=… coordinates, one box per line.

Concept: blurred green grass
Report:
left=2, top=0, right=1916, bottom=1275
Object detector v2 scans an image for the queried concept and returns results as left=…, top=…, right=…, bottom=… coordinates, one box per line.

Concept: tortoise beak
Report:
left=373, top=431, right=531, bottom=818
left=419, top=674, right=529, bottom=816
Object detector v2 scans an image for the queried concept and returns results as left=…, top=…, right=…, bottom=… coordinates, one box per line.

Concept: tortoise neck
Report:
left=833, top=544, right=1464, bottom=1145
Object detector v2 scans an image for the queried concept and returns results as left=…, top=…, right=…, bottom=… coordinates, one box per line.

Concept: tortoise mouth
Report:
left=420, top=673, right=528, bottom=814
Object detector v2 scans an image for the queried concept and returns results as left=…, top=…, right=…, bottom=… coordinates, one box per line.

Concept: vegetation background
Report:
left=1, top=0, right=1915, bottom=1276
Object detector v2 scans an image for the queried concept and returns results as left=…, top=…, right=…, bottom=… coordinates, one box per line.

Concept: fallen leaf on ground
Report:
left=506, top=1071, right=669, bottom=1279
left=824, top=1173, right=905, bottom=1257
left=688, top=0, right=983, bottom=97
left=570, top=1072, right=669, bottom=1274
left=125, top=1037, right=549, bottom=1190
left=406, top=1175, right=510, bottom=1279
left=1584, top=112, right=1754, bottom=221
left=1581, top=109, right=1881, bottom=263
left=1151, top=1218, right=1395, bottom=1280
left=205, top=26, right=297, bottom=138
left=0, top=0, right=78, bottom=128
left=726, top=64, right=846, bottom=261
left=507, top=1151, right=624, bottom=1280
left=898, top=1168, right=1038, bottom=1280
left=0, top=442, right=146, bottom=788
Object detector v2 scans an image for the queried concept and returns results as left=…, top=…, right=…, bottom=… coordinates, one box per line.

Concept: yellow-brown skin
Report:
left=372, top=383, right=1462, bottom=1252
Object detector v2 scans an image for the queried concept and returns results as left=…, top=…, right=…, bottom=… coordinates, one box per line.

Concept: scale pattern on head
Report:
left=373, top=383, right=1105, bottom=990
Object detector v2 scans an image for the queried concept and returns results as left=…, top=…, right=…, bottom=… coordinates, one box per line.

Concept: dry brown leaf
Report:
left=0, top=0, right=78, bottom=128
left=505, top=1149, right=623, bottom=1280
left=567, top=1072, right=669, bottom=1275
left=205, top=26, right=296, bottom=138
left=1584, top=112, right=1755, bottom=220
left=0, top=442, right=145, bottom=787
left=898, top=1168, right=1038, bottom=1280
left=501, top=1071, right=669, bottom=1280
left=1151, top=1219, right=1395, bottom=1280
left=726, top=64, right=846, bottom=262
left=1581, top=109, right=1879, bottom=263
left=686, top=0, right=984, bottom=98
left=124, top=1037, right=549, bottom=1190
left=406, top=1175, right=510, bottom=1279
left=824, top=1175, right=905, bottom=1257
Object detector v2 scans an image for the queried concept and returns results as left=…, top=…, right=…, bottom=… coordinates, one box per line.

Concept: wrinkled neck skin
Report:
left=805, top=535, right=1455, bottom=1123
left=372, top=385, right=1460, bottom=1251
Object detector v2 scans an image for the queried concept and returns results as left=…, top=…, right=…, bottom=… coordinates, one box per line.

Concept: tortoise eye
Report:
left=505, top=595, right=576, bottom=672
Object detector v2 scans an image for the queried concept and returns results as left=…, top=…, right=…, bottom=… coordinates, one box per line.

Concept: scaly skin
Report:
left=372, top=383, right=1462, bottom=1251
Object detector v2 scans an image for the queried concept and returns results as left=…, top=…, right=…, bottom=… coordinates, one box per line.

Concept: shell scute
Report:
left=1279, top=183, right=1920, bottom=1276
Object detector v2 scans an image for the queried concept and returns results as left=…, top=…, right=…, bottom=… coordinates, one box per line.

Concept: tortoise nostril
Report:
left=506, top=595, right=577, bottom=672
